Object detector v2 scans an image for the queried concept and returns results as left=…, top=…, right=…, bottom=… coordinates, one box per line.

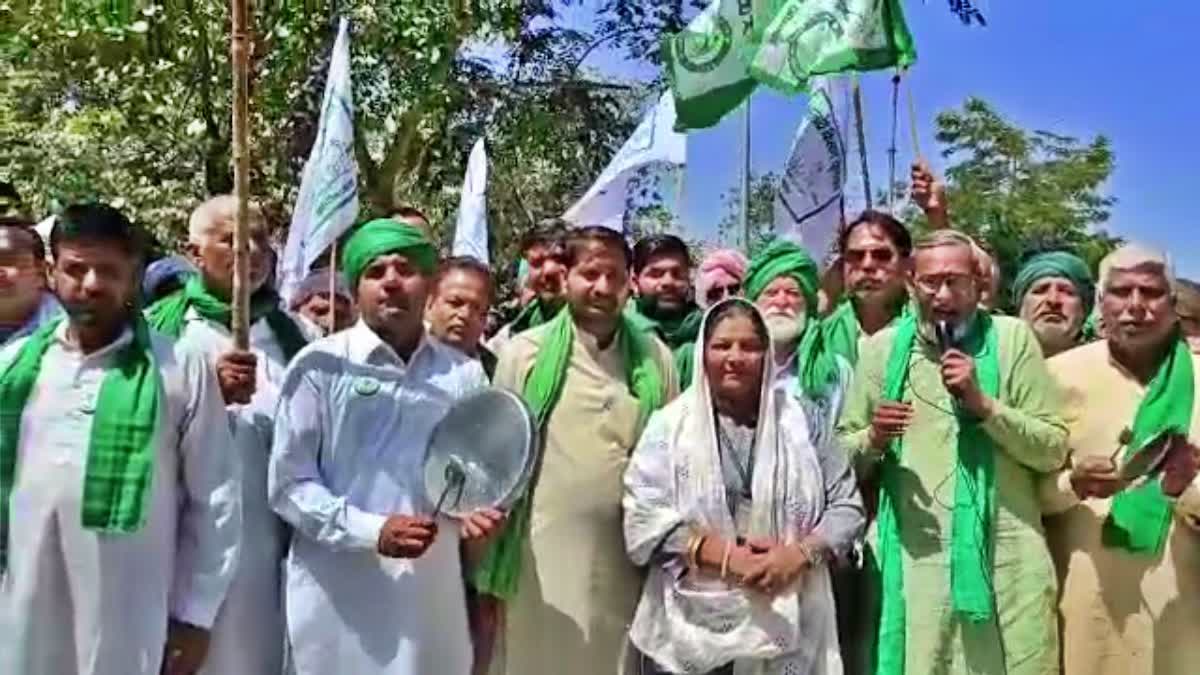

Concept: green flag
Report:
left=749, top=0, right=917, bottom=93
left=664, top=0, right=768, bottom=131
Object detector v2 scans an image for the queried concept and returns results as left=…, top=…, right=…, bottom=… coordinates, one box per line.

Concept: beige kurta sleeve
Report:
left=493, top=332, right=539, bottom=394
left=836, top=329, right=891, bottom=479
left=978, top=319, right=1070, bottom=473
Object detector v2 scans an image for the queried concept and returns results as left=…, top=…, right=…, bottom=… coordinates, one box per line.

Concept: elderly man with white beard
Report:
left=744, top=239, right=850, bottom=448
left=1013, top=251, right=1096, bottom=357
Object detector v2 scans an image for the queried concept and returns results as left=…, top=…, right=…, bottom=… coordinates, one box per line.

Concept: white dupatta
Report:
left=623, top=299, right=842, bottom=675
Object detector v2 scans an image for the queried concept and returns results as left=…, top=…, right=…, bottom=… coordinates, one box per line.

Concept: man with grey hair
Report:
left=839, top=229, right=1068, bottom=674
left=1040, top=243, right=1200, bottom=675
left=147, top=194, right=308, bottom=674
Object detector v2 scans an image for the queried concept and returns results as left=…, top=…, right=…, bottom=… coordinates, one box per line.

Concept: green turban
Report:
left=744, top=239, right=820, bottom=309
left=743, top=239, right=837, bottom=399
left=341, top=218, right=437, bottom=290
left=1012, top=251, right=1094, bottom=313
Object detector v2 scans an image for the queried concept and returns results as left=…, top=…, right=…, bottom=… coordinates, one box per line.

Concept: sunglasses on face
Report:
left=844, top=248, right=897, bottom=265
left=705, top=283, right=741, bottom=304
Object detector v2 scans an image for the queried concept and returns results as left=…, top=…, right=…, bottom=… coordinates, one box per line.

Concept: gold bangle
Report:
left=688, top=534, right=707, bottom=570
left=720, top=541, right=733, bottom=580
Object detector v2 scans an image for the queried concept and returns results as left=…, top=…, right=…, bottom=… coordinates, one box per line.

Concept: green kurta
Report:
left=837, top=316, right=1069, bottom=675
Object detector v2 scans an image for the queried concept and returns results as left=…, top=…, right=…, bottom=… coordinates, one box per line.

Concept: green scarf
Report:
left=1104, top=334, right=1195, bottom=555
left=509, top=297, right=561, bottom=337
left=821, top=297, right=911, bottom=367
left=341, top=218, right=437, bottom=291
left=0, top=316, right=160, bottom=571
left=873, top=312, right=1000, bottom=675
left=625, top=298, right=703, bottom=350
left=472, top=306, right=666, bottom=599
left=743, top=239, right=838, bottom=399
left=147, top=276, right=307, bottom=360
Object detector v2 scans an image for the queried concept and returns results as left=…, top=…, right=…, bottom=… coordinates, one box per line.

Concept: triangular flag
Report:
left=279, top=17, right=358, bottom=302
left=563, top=91, right=686, bottom=232
left=774, top=76, right=851, bottom=265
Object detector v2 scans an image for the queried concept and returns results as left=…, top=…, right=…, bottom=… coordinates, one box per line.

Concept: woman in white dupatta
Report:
left=624, top=298, right=864, bottom=675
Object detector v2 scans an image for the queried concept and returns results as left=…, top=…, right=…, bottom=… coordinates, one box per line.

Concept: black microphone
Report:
left=935, top=319, right=953, bottom=355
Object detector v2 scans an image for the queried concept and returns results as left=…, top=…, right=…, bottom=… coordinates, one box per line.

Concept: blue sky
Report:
left=585, top=2, right=1200, bottom=278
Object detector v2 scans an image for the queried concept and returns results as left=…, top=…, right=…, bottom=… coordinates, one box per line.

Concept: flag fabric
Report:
left=774, top=76, right=851, bottom=265
left=279, top=17, right=358, bottom=302
left=452, top=138, right=489, bottom=264
left=562, top=91, right=686, bottom=232
left=748, top=0, right=917, bottom=94
left=663, top=0, right=765, bottom=131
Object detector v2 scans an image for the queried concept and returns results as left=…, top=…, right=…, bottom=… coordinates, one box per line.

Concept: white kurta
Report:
left=269, top=320, right=487, bottom=675
left=0, top=322, right=241, bottom=675
left=173, top=308, right=301, bottom=675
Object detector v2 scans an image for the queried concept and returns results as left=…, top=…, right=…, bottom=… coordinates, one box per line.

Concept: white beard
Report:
left=765, top=311, right=808, bottom=346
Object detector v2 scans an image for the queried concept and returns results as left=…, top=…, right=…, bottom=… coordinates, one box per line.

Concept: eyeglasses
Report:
left=913, top=273, right=974, bottom=295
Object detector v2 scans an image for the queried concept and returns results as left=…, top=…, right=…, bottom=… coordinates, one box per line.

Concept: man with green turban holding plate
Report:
left=1013, top=250, right=1095, bottom=357
left=268, top=218, right=504, bottom=675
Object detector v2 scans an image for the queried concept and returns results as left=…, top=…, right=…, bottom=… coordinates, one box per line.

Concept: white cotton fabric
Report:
left=624, top=299, right=842, bottom=675
left=269, top=320, right=487, bottom=675
left=174, top=309, right=295, bottom=675
left=0, top=323, right=241, bottom=675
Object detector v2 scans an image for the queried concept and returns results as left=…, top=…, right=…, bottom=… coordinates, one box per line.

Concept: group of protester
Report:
left=0, top=163, right=1198, bottom=675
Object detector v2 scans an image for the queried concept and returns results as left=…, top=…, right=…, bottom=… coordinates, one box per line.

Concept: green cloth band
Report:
left=1, top=316, right=160, bottom=572
left=1013, top=251, right=1094, bottom=314
left=1104, top=333, right=1194, bottom=555
left=341, top=219, right=437, bottom=291
left=873, top=312, right=1000, bottom=675
left=147, top=276, right=307, bottom=361
left=472, top=306, right=666, bottom=599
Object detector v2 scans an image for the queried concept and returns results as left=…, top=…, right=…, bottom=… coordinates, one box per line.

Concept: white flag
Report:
left=774, top=76, right=850, bottom=265
left=279, top=18, right=358, bottom=302
left=563, top=91, right=686, bottom=232
left=452, top=138, right=489, bottom=263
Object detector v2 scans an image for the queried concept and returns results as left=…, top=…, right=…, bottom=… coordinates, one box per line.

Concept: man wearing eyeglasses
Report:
left=838, top=229, right=1069, bottom=674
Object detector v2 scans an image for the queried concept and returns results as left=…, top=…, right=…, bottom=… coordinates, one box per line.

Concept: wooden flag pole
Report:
left=328, top=239, right=338, bottom=333
left=229, top=0, right=252, bottom=350
left=887, top=72, right=901, bottom=213
left=852, top=75, right=872, bottom=210
left=905, top=68, right=923, bottom=160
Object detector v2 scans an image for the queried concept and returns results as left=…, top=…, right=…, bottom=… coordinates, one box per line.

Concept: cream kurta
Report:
left=1040, top=341, right=1200, bottom=675
left=494, top=321, right=678, bottom=675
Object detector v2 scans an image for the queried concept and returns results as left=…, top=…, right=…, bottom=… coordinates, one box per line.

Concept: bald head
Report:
left=186, top=195, right=272, bottom=297
left=188, top=195, right=267, bottom=245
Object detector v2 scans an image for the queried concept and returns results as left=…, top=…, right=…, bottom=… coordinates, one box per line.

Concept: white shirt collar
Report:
left=346, top=318, right=436, bottom=368
left=52, top=319, right=134, bottom=363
